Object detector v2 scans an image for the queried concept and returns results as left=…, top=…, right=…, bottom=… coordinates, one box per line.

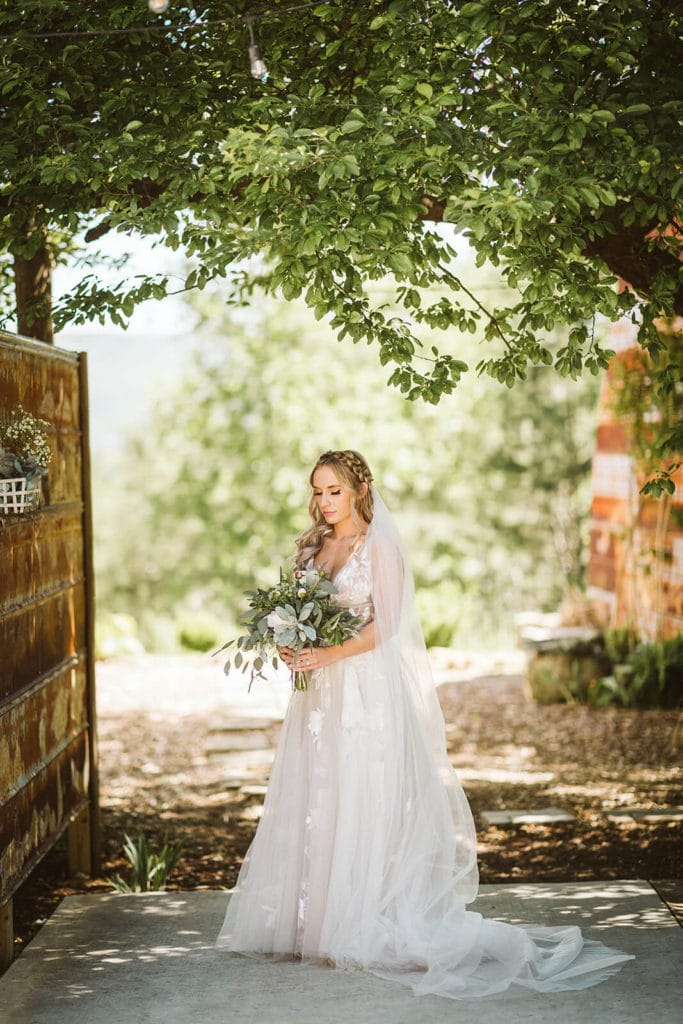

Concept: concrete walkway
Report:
left=1, top=880, right=680, bottom=1024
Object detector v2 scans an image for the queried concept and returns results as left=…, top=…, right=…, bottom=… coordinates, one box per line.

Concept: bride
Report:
left=216, top=449, right=633, bottom=999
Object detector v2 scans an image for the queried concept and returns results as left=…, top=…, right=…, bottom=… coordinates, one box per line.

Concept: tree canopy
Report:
left=95, top=284, right=600, bottom=649
left=1, top=1, right=681, bottom=401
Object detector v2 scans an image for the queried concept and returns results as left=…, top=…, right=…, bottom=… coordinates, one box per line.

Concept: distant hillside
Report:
left=57, top=330, right=197, bottom=458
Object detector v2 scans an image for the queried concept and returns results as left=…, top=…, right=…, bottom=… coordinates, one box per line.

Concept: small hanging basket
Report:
left=0, top=476, right=41, bottom=515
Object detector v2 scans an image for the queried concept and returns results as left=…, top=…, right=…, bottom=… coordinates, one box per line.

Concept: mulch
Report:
left=10, top=671, right=682, bottom=963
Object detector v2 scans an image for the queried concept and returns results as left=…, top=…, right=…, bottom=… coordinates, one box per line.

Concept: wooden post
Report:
left=67, top=804, right=92, bottom=876
left=79, top=352, right=101, bottom=874
left=0, top=899, right=13, bottom=972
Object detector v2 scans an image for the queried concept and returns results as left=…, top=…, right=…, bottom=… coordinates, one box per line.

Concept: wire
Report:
left=0, top=1, right=333, bottom=42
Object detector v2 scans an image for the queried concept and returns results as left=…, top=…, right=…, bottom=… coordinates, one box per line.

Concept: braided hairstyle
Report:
left=295, top=450, right=374, bottom=568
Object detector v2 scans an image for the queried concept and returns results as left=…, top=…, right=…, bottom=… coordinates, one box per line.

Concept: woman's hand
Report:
left=289, top=645, right=342, bottom=671
left=277, top=645, right=296, bottom=667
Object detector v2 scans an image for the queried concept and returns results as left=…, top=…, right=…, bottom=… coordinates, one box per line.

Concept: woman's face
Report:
left=311, top=465, right=354, bottom=528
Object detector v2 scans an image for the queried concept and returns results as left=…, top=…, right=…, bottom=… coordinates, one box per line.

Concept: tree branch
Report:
left=419, top=195, right=683, bottom=315
left=584, top=222, right=683, bottom=316
left=83, top=178, right=172, bottom=242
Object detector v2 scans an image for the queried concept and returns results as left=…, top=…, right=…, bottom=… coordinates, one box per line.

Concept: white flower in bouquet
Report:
left=217, top=565, right=363, bottom=691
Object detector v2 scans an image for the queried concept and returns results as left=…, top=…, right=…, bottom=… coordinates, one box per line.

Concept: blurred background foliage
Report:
left=93, top=260, right=601, bottom=655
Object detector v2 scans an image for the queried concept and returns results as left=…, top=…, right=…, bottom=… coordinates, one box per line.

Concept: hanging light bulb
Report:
left=245, top=16, right=268, bottom=82
left=148, top=0, right=169, bottom=13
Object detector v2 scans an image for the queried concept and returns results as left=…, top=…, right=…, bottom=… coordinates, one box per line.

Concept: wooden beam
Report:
left=67, top=804, right=92, bottom=876
left=78, top=351, right=101, bottom=874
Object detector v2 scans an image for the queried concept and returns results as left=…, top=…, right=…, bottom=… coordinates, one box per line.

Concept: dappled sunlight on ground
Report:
left=11, top=654, right=682, bottom=960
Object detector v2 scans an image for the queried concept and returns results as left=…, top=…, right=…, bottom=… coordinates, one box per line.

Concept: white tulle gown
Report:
left=216, top=489, right=633, bottom=999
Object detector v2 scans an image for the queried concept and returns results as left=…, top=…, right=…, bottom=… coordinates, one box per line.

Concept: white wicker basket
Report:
left=0, top=476, right=41, bottom=514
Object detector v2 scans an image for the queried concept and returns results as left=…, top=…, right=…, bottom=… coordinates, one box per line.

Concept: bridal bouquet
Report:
left=218, top=566, right=363, bottom=691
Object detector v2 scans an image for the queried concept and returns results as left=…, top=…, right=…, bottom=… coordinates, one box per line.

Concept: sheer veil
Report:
left=365, top=486, right=479, bottom=902
left=358, top=486, right=633, bottom=997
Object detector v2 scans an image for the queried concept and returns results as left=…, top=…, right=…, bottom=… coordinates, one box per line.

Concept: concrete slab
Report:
left=0, top=881, right=679, bottom=1024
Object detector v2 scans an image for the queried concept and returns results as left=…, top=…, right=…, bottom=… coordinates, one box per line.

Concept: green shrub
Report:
left=109, top=832, right=183, bottom=893
left=627, top=635, right=683, bottom=709
left=590, top=634, right=683, bottom=709
left=604, top=625, right=639, bottom=665
left=416, top=585, right=459, bottom=649
left=177, top=611, right=222, bottom=652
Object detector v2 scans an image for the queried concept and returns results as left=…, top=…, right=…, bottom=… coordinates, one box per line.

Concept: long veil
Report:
left=365, top=486, right=479, bottom=900
left=359, top=486, right=633, bottom=997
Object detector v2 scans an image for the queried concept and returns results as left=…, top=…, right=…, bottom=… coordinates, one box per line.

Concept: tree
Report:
left=1, top=1, right=680, bottom=404
left=95, top=284, right=600, bottom=648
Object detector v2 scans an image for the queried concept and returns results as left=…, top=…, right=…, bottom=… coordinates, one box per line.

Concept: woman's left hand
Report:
left=292, top=645, right=341, bottom=671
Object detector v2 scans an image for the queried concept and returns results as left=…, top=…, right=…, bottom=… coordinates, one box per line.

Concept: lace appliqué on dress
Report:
left=307, top=708, right=325, bottom=750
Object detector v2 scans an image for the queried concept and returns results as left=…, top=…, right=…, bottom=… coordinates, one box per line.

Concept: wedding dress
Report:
left=216, top=488, right=633, bottom=998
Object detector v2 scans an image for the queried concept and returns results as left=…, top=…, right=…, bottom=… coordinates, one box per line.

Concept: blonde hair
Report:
left=295, top=450, right=374, bottom=568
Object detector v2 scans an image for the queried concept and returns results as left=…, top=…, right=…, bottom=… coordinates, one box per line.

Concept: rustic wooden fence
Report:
left=0, top=331, right=99, bottom=969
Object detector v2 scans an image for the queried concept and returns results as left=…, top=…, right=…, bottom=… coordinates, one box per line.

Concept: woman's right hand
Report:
left=277, top=645, right=295, bottom=667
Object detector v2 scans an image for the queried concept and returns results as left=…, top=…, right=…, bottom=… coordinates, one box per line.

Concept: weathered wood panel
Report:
left=0, top=585, right=87, bottom=703
left=0, top=337, right=81, bottom=423
left=0, top=734, right=89, bottom=901
left=0, top=337, right=82, bottom=508
left=0, top=659, right=88, bottom=807
left=0, top=508, right=84, bottom=616
left=0, top=332, right=98, bottom=942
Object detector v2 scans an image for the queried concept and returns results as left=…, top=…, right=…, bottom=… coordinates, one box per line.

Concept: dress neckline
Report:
left=314, top=534, right=367, bottom=582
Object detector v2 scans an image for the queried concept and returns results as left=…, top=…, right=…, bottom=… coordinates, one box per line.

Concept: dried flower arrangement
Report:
left=0, top=404, right=52, bottom=512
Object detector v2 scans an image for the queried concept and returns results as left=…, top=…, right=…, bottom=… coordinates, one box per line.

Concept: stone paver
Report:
left=481, top=806, right=576, bottom=826
left=204, top=749, right=275, bottom=771
left=209, top=717, right=279, bottom=732
left=0, top=881, right=679, bottom=1024
left=651, top=879, right=683, bottom=925
left=605, top=807, right=683, bottom=824
left=205, top=731, right=274, bottom=753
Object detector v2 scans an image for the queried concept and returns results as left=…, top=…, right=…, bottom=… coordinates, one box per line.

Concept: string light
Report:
left=147, top=0, right=169, bottom=13
left=244, top=15, right=268, bottom=83
left=0, top=1, right=331, bottom=44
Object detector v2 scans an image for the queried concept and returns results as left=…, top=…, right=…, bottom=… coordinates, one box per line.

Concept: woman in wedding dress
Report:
left=216, top=449, right=633, bottom=998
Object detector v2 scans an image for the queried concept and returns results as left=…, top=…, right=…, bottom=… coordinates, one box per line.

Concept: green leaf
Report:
left=340, top=120, right=364, bottom=134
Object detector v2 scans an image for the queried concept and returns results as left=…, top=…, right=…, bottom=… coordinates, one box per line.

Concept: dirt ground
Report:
left=11, top=652, right=683, bottom=961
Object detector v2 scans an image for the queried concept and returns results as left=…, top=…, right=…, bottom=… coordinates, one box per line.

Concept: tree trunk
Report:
left=14, top=237, right=54, bottom=344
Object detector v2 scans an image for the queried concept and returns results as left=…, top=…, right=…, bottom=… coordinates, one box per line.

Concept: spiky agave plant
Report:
left=109, top=832, right=183, bottom=893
